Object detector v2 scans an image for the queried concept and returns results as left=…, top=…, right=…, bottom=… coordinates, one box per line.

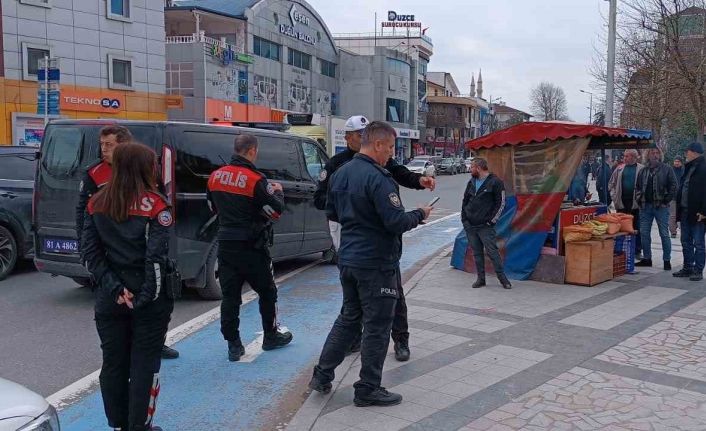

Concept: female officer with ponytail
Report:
left=82, top=142, right=175, bottom=431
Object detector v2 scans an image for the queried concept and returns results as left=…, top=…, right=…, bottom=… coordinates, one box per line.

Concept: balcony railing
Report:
left=166, top=33, right=244, bottom=54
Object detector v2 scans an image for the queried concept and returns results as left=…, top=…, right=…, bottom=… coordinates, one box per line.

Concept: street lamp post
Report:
left=606, top=0, right=617, bottom=127
left=488, top=96, right=502, bottom=133
left=580, top=89, right=593, bottom=124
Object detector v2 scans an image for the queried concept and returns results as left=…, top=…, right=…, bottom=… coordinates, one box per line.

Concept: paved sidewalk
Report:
left=287, top=232, right=706, bottom=431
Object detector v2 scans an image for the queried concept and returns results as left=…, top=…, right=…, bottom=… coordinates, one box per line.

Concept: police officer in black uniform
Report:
left=314, top=115, right=435, bottom=362
left=76, top=125, right=180, bottom=360
left=82, top=142, right=175, bottom=431
left=309, top=121, right=432, bottom=407
left=207, top=134, right=293, bottom=362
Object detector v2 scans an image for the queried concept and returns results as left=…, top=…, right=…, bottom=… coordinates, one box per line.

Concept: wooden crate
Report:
left=565, top=239, right=615, bottom=286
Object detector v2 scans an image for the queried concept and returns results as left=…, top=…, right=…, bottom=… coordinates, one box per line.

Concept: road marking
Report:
left=443, top=227, right=461, bottom=233
left=408, top=212, right=460, bottom=234
left=239, top=332, right=265, bottom=363
left=48, top=216, right=458, bottom=410
left=48, top=260, right=321, bottom=410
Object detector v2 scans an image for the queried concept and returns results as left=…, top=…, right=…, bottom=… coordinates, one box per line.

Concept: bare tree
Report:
left=529, top=82, right=569, bottom=121
left=592, top=0, right=706, bottom=145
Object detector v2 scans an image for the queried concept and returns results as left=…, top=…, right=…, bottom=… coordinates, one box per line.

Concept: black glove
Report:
left=131, top=289, right=154, bottom=309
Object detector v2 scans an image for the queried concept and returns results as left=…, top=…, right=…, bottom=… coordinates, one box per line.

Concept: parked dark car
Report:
left=0, top=147, right=36, bottom=280
left=438, top=158, right=459, bottom=175
left=33, top=120, right=332, bottom=299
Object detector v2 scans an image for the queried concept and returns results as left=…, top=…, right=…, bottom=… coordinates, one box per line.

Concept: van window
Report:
left=179, top=131, right=304, bottom=181
left=42, top=127, right=84, bottom=178
left=300, top=141, right=326, bottom=181
left=41, top=124, right=161, bottom=178
left=0, top=153, right=36, bottom=181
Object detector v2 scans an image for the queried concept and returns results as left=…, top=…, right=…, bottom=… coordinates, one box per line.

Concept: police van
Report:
left=33, top=120, right=332, bottom=299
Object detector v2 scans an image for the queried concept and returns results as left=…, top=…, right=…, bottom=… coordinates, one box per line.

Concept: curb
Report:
left=284, top=246, right=453, bottom=431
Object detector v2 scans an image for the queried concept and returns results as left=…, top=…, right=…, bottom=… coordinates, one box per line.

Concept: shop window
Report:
left=288, top=48, right=311, bottom=70
left=22, top=43, right=50, bottom=81
left=108, top=0, right=131, bottom=21
left=108, top=54, right=134, bottom=90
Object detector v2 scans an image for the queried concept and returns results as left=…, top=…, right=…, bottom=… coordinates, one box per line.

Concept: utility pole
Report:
left=606, top=0, right=617, bottom=127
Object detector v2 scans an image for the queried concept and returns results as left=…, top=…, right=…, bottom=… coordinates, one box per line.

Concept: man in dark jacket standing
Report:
left=314, top=115, right=434, bottom=362
left=462, top=158, right=511, bottom=289
left=635, top=148, right=678, bottom=270
left=673, top=143, right=706, bottom=281
left=308, top=121, right=431, bottom=407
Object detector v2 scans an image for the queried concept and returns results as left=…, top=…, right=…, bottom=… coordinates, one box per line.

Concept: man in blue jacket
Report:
left=308, top=121, right=432, bottom=407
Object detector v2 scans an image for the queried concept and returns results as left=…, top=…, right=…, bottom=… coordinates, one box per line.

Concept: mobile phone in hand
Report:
left=428, top=196, right=440, bottom=207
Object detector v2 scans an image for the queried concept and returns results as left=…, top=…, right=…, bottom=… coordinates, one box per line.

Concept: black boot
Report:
left=690, top=273, right=704, bottom=282
left=394, top=340, right=410, bottom=362
left=635, top=259, right=653, bottom=267
left=161, top=345, right=179, bottom=360
left=262, top=329, right=293, bottom=351
left=228, top=341, right=245, bottom=362
left=498, top=273, right=512, bottom=289
left=308, top=376, right=332, bottom=394
left=354, top=387, right=402, bottom=407
left=664, top=261, right=672, bottom=271
left=673, top=268, right=693, bottom=278
left=472, top=276, right=486, bottom=289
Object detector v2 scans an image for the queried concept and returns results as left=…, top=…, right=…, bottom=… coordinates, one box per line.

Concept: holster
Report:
left=164, top=258, right=182, bottom=299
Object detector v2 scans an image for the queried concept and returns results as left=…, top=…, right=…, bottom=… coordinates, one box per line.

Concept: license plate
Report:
left=43, top=238, right=79, bottom=254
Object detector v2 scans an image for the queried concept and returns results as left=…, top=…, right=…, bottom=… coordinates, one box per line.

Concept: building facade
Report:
left=334, top=24, right=433, bottom=159
left=165, top=0, right=339, bottom=124
left=337, top=46, right=418, bottom=161
left=1, top=0, right=168, bottom=146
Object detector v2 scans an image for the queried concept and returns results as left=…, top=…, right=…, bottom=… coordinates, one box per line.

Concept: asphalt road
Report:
left=0, top=173, right=469, bottom=397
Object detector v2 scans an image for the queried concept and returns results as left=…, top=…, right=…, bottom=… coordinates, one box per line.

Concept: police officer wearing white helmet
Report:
left=313, top=115, right=435, bottom=362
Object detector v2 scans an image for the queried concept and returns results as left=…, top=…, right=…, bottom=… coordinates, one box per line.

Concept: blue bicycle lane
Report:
left=59, top=216, right=462, bottom=430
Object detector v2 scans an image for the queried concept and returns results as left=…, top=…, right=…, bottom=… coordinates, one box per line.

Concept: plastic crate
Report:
left=613, top=252, right=626, bottom=278
left=614, top=234, right=635, bottom=274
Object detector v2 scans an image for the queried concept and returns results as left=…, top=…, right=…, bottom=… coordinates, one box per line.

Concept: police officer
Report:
left=76, top=125, right=180, bottom=360
left=314, top=115, right=435, bottom=362
left=207, top=134, right=293, bottom=362
left=82, top=142, right=175, bottom=431
left=309, top=121, right=432, bottom=407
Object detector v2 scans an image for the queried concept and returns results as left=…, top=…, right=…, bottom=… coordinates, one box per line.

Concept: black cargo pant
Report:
left=348, top=269, right=408, bottom=347
left=95, top=295, right=173, bottom=431
left=314, top=265, right=398, bottom=396
left=218, top=240, right=278, bottom=343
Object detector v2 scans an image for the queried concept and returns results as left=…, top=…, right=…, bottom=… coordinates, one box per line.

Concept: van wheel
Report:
left=322, top=246, right=338, bottom=264
left=198, top=245, right=222, bottom=300
left=0, top=226, right=18, bottom=281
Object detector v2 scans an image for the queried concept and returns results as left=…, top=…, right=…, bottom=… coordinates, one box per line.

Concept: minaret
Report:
left=470, top=73, right=476, bottom=98
left=477, top=69, right=483, bottom=99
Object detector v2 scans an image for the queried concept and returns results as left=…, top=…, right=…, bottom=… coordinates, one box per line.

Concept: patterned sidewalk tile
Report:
left=559, top=286, right=685, bottom=330
left=463, top=367, right=706, bottom=431
left=597, top=316, right=706, bottom=382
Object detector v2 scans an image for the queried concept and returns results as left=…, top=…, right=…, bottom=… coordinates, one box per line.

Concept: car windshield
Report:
left=441, top=158, right=453, bottom=163
left=408, top=160, right=426, bottom=166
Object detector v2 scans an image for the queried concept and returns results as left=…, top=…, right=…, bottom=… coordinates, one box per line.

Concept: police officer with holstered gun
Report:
left=207, top=134, right=293, bottom=362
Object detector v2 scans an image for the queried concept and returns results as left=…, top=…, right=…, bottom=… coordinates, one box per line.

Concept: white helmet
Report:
left=344, top=115, right=369, bottom=132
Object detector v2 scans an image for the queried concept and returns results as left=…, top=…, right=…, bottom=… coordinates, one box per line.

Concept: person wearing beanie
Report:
left=670, top=156, right=685, bottom=237
left=673, top=142, right=706, bottom=281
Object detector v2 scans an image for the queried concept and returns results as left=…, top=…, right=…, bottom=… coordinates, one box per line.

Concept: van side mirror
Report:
left=34, top=151, right=41, bottom=160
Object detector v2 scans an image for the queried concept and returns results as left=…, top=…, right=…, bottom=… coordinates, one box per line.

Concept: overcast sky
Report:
left=309, top=0, right=610, bottom=122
